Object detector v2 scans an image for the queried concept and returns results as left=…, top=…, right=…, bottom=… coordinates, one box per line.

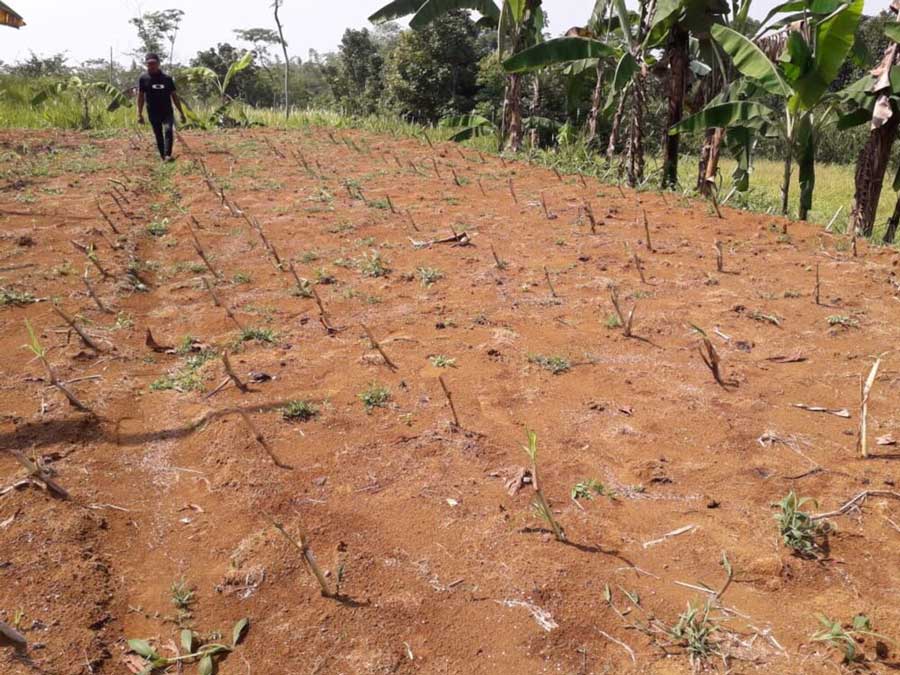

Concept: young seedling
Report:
left=774, top=491, right=827, bottom=557
left=281, top=400, right=318, bottom=421
left=266, top=514, right=333, bottom=597
left=362, top=324, right=398, bottom=371
left=858, top=357, right=882, bottom=458
left=438, top=375, right=460, bottom=429
left=128, top=618, right=249, bottom=675
left=522, top=431, right=566, bottom=542
left=24, top=320, right=92, bottom=413
left=417, top=267, right=443, bottom=287
left=668, top=601, right=721, bottom=667
left=641, top=209, right=653, bottom=252
left=528, top=354, right=570, bottom=375
left=429, top=354, right=456, bottom=368
left=52, top=303, right=103, bottom=352
left=82, top=268, right=111, bottom=314
left=691, top=324, right=729, bottom=388
left=239, top=411, right=292, bottom=470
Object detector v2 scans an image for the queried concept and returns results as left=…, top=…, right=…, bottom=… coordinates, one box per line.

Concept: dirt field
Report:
left=1, top=127, right=899, bottom=675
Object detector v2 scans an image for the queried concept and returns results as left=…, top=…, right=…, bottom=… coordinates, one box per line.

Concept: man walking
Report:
left=137, top=53, right=187, bottom=161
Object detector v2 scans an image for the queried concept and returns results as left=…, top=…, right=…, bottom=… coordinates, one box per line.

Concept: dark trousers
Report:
left=149, top=113, right=175, bottom=158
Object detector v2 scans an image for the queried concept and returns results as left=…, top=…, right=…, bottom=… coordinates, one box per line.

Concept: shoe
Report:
left=164, top=156, right=176, bottom=163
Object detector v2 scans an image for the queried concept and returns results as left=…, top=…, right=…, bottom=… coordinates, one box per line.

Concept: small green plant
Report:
left=232, top=272, right=251, bottom=284
left=239, top=327, right=275, bottom=344
left=429, top=355, right=457, bottom=368
left=359, top=383, right=390, bottom=411
left=281, top=400, right=319, bottom=422
left=523, top=431, right=566, bottom=542
left=604, top=314, right=622, bottom=329
left=146, top=217, right=169, bottom=237
left=827, top=315, right=858, bottom=328
left=0, top=287, right=36, bottom=306
left=128, top=618, right=249, bottom=675
left=170, top=578, right=195, bottom=618
left=315, top=268, right=336, bottom=285
left=151, top=349, right=217, bottom=393
left=811, top=613, right=889, bottom=664
left=114, top=312, right=134, bottom=330
left=669, top=602, right=720, bottom=665
left=774, top=491, right=827, bottom=557
left=291, top=277, right=313, bottom=298
left=571, top=479, right=614, bottom=501
left=417, top=266, right=444, bottom=287
left=528, top=354, right=571, bottom=374
left=359, top=250, right=390, bottom=278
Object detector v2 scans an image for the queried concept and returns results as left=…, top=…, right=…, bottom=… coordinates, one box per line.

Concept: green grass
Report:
left=281, top=400, right=319, bottom=421
left=358, top=383, right=391, bottom=411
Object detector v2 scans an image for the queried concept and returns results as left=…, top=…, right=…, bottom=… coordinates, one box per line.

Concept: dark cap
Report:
left=145, top=53, right=160, bottom=64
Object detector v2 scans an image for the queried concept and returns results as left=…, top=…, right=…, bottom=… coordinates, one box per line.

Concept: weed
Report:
left=668, top=602, right=720, bottom=665
left=0, top=287, right=35, bottom=306
left=146, top=217, right=169, bottom=237
left=114, top=312, right=134, bottom=330
left=239, top=327, right=276, bottom=344
left=232, top=272, right=251, bottom=285
left=605, top=313, right=623, bottom=329
left=528, top=354, right=571, bottom=374
left=774, top=491, right=827, bottom=557
left=811, top=613, right=889, bottom=664
left=170, top=578, right=195, bottom=613
left=429, top=355, right=457, bottom=368
left=292, top=277, right=314, bottom=298
left=315, top=268, right=336, bottom=285
left=827, top=315, right=858, bottom=328
left=281, top=400, right=319, bottom=422
left=571, top=479, right=614, bottom=500
left=417, top=267, right=444, bottom=287
left=128, top=617, right=249, bottom=675
left=299, top=250, right=320, bottom=263
left=359, top=383, right=391, bottom=411
left=151, top=349, right=217, bottom=392
left=359, top=251, right=390, bottom=278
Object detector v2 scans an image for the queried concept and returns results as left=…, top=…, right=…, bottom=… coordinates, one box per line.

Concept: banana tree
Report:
left=32, top=77, right=131, bottom=130
left=0, top=2, right=24, bottom=28
left=673, top=0, right=863, bottom=219
left=843, top=7, right=900, bottom=238
left=369, top=0, right=542, bottom=151
left=182, top=50, right=255, bottom=128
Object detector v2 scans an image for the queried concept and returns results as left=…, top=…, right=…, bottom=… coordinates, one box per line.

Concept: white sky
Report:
left=0, top=1, right=885, bottom=67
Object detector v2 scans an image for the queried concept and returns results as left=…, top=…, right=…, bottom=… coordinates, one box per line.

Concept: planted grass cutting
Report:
left=2, top=123, right=899, bottom=675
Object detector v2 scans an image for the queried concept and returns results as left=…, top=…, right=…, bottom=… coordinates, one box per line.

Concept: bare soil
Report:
left=1, top=127, right=899, bottom=675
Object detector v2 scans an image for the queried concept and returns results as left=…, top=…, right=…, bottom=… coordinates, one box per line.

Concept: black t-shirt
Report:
left=139, top=71, right=176, bottom=120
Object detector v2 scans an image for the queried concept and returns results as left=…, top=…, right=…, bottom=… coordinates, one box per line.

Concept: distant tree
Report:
left=130, top=9, right=184, bottom=62
left=271, top=0, right=290, bottom=117
left=382, top=10, right=484, bottom=122
left=325, top=28, right=384, bottom=115
left=4, top=52, right=69, bottom=78
left=234, top=27, right=284, bottom=106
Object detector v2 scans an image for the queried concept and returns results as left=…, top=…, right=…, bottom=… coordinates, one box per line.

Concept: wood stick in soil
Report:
left=52, top=304, right=103, bottom=352
left=451, top=167, right=462, bottom=187
left=108, top=190, right=132, bottom=221
left=386, top=195, right=397, bottom=214
left=553, top=167, right=563, bottom=182
left=641, top=209, right=653, bottom=252
left=708, top=190, right=724, bottom=219
left=188, top=216, right=220, bottom=278
left=857, top=357, right=882, bottom=458
left=508, top=178, right=518, bottom=204
left=406, top=211, right=420, bottom=232
left=311, top=286, right=338, bottom=334
left=490, top=243, right=506, bottom=269
left=0, top=620, right=27, bottom=648
left=431, top=156, right=442, bottom=178
left=579, top=174, right=587, bottom=189
left=814, top=263, right=821, bottom=305
left=37, top=355, right=92, bottom=413
left=96, top=200, right=120, bottom=235
left=2, top=447, right=70, bottom=499
left=202, top=276, right=221, bottom=307
left=632, top=251, right=647, bottom=284
left=715, top=240, right=724, bottom=273
left=584, top=202, right=597, bottom=233
left=222, top=351, right=249, bottom=393
left=72, top=241, right=111, bottom=278
left=477, top=179, right=487, bottom=197
left=543, top=266, right=558, bottom=298
left=362, top=324, right=398, bottom=371
left=696, top=330, right=728, bottom=388
left=438, top=375, right=460, bottom=429
left=266, top=515, right=333, bottom=597
left=82, top=269, right=112, bottom=314
left=239, top=411, right=292, bottom=470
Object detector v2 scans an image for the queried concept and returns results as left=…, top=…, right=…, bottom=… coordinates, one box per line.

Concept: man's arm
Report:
left=171, top=91, right=187, bottom=123
left=137, top=90, right=145, bottom=124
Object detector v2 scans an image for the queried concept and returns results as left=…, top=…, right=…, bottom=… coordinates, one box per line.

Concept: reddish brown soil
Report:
left=0, top=128, right=899, bottom=675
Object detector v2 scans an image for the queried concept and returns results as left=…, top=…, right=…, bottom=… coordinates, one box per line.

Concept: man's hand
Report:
left=179, top=112, right=187, bottom=125
left=138, top=115, right=146, bottom=126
